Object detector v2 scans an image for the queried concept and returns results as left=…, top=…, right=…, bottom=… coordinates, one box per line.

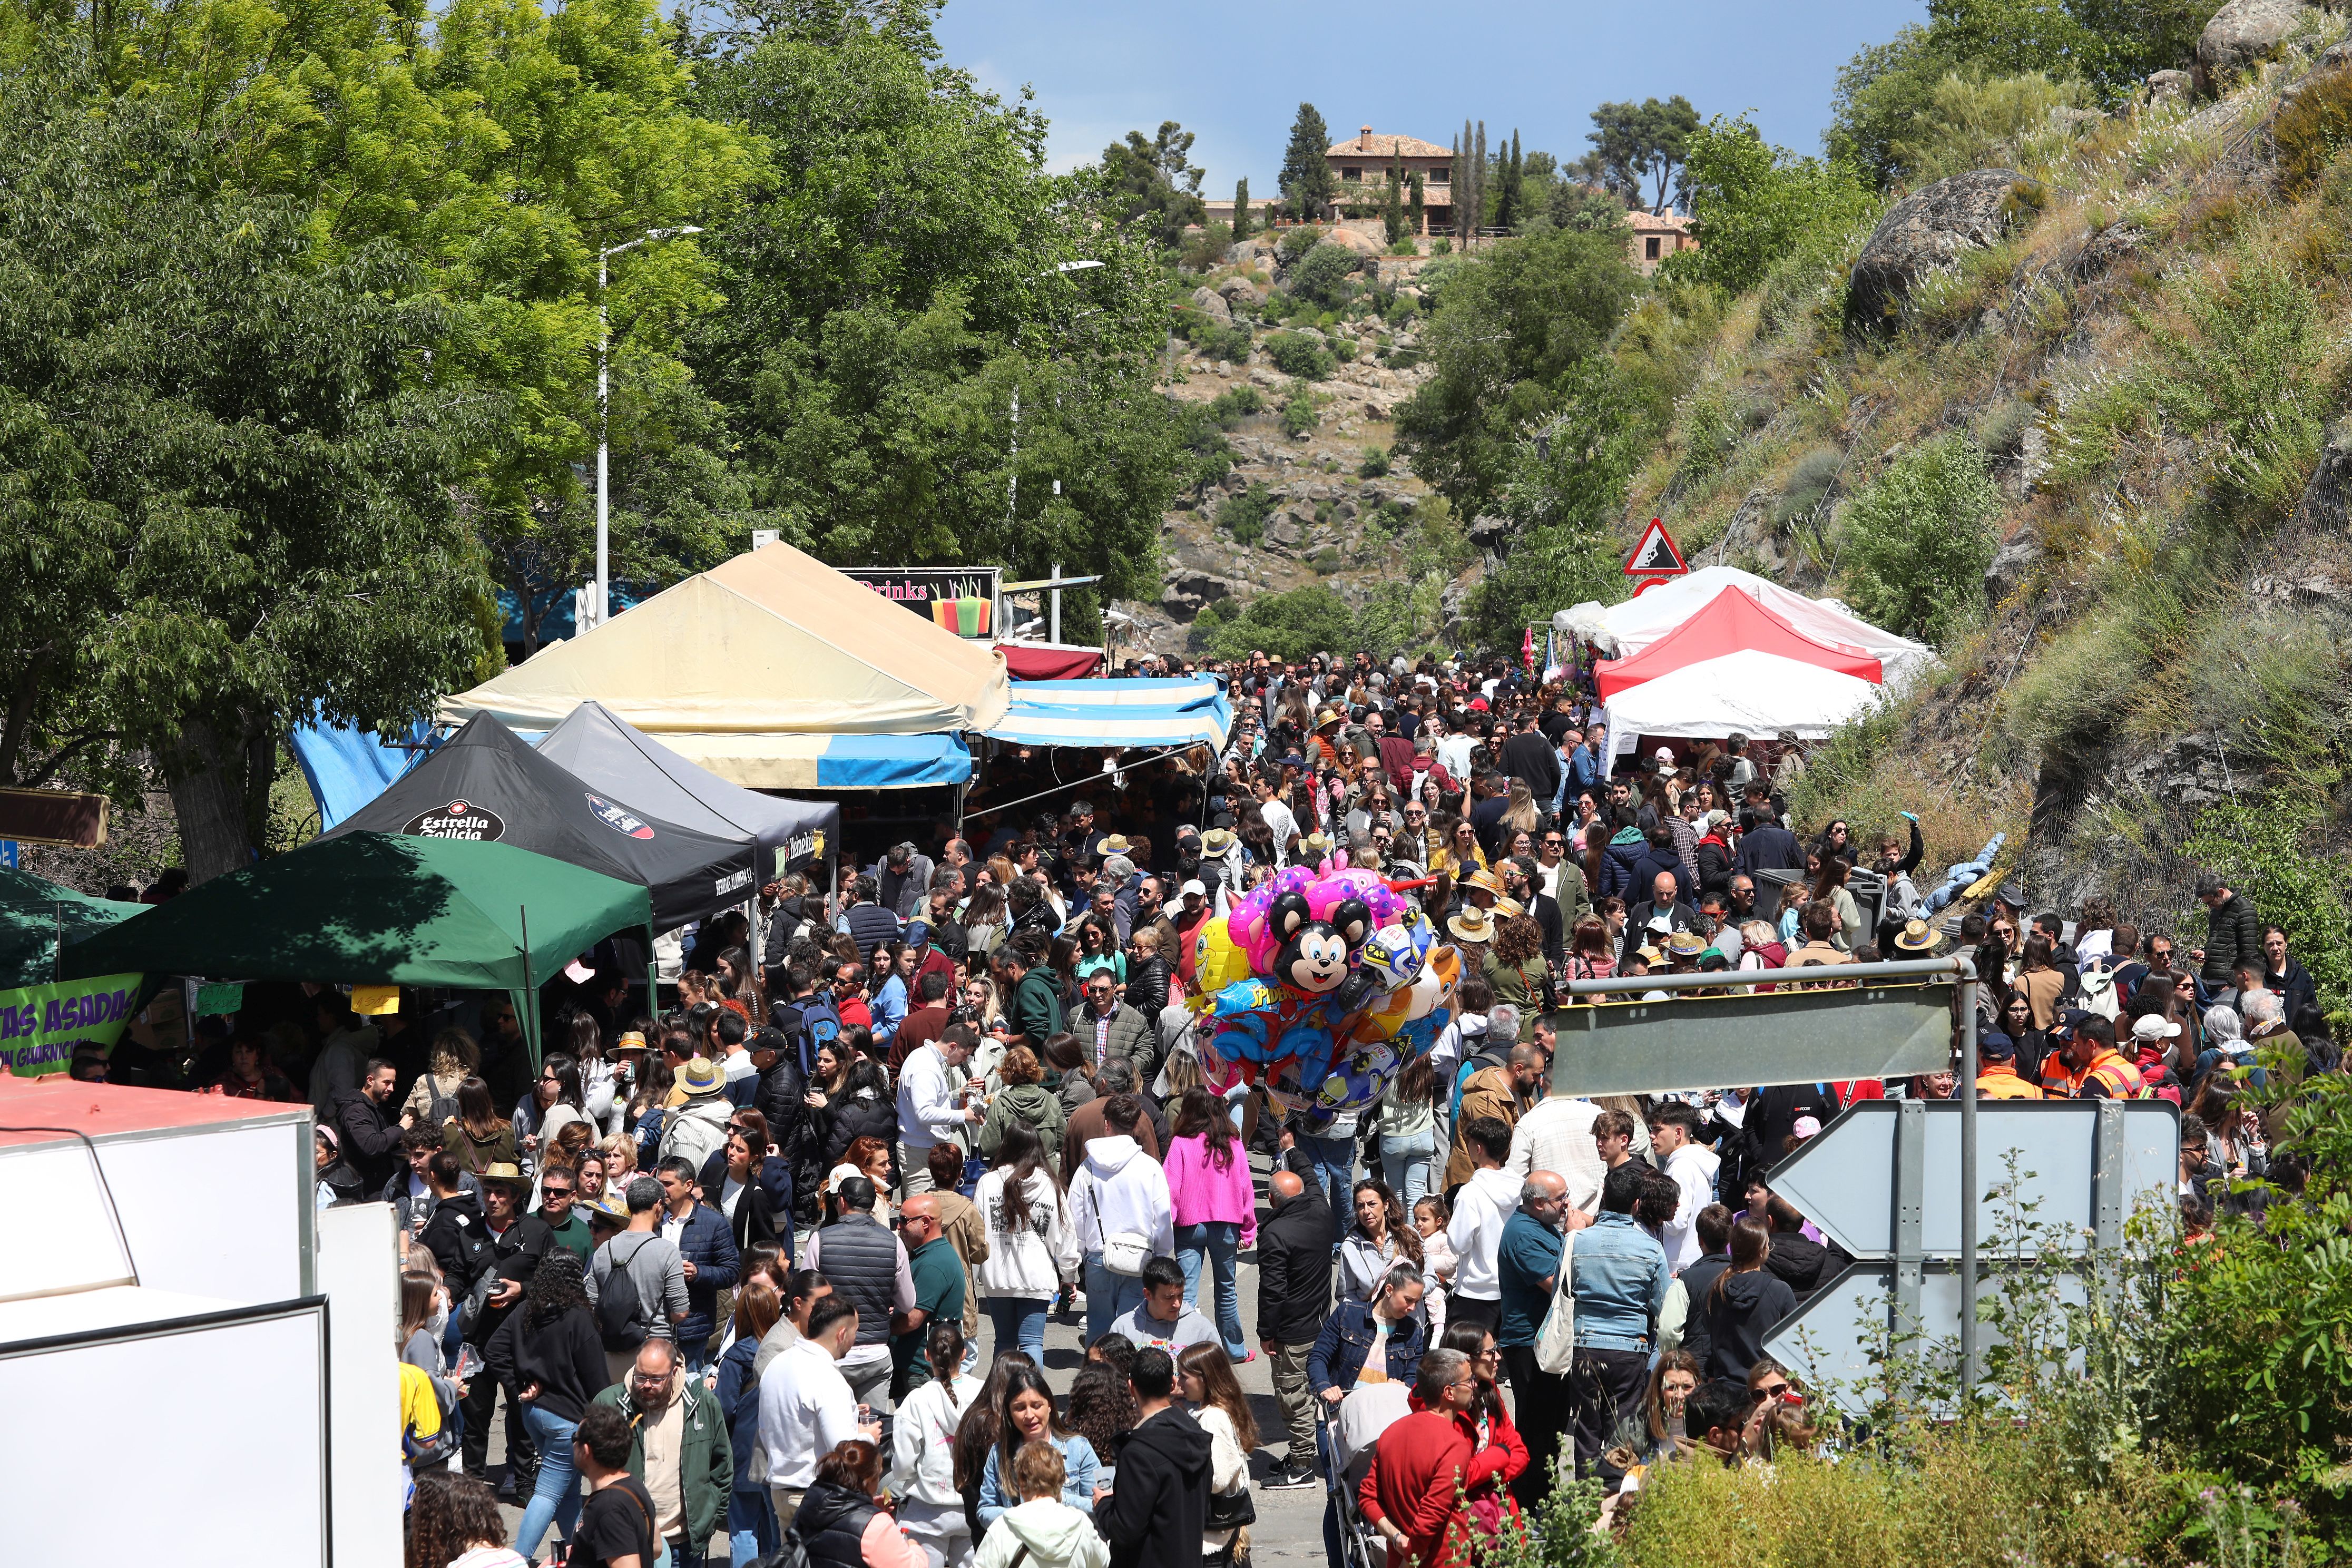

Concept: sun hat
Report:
left=1446, top=908, right=1495, bottom=943
left=1894, top=918, right=1942, bottom=953
left=1097, top=834, right=1132, bottom=854
left=1667, top=929, right=1707, bottom=957
left=613, top=1031, right=649, bottom=1054
left=478, top=1161, right=531, bottom=1191
left=1494, top=896, right=1526, bottom=919
left=1201, top=828, right=1236, bottom=855
left=679, top=1056, right=726, bottom=1096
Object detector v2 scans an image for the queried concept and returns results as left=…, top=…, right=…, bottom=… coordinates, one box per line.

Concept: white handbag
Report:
left=1533, top=1228, right=1579, bottom=1374
left=1101, top=1231, right=1152, bottom=1276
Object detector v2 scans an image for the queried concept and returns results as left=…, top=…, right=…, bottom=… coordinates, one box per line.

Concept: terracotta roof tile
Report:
left=1327, top=130, right=1452, bottom=161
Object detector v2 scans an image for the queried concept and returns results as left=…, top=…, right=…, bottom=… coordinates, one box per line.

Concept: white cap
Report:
left=2131, top=1013, right=2182, bottom=1040
left=1655, top=746, right=1675, bottom=763
left=1180, top=879, right=1208, bottom=898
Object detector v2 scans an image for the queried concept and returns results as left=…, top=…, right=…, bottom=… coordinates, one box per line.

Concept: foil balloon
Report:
left=1190, top=919, right=1254, bottom=1007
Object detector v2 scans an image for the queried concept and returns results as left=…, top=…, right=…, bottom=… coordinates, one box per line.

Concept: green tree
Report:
left=1279, top=103, right=1335, bottom=220
left=0, top=74, right=487, bottom=878
left=1104, top=120, right=1209, bottom=248
left=1453, top=120, right=1487, bottom=244
left=1407, top=172, right=1426, bottom=236
left=1233, top=176, right=1253, bottom=240
left=1681, top=113, right=1877, bottom=296
left=1383, top=151, right=1408, bottom=244
left=1496, top=129, right=1524, bottom=231
left=688, top=1, right=1178, bottom=623
left=1587, top=95, right=1701, bottom=213
left=1196, top=585, right=1357, bottom=662
left=1393, top=224, right=1638, bottom=518
left=1838, top=433, right=2001, bottom=644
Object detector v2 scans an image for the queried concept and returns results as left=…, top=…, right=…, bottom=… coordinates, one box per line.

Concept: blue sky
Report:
left=936, top=0, right=1926, bottom=194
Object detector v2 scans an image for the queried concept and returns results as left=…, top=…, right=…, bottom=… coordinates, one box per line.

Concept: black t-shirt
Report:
left=571, top=1477, right=658, bottom=1568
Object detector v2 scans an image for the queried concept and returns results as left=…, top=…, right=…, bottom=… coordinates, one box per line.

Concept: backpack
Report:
left=597, top=1233, right=659, bottom=1353
left=771, top=996, right=842, bottom=1077
left=661, top=1105, right=730, bottom=1174
left=757, top=1530, right=814, bottom=1568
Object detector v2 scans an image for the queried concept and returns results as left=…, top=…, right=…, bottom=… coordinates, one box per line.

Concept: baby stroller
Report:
left=1318, top=1386, right=1404, bottom=1568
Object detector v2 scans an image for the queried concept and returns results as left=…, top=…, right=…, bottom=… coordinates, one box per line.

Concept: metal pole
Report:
left=1050, top=558, right=1062, bottom=645
left=519, top=904, right=541, bottom=1075
left=596, top=250, right=609, bottom=629
left=1957, top=952, right=1980, bottom=1397
left=1563, top=954, right=1965, bottom=996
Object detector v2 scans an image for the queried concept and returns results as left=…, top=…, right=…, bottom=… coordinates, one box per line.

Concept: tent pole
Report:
left=519, top=904, right=541, bottom=1074
left=644, top=922, right=660, bottom=1016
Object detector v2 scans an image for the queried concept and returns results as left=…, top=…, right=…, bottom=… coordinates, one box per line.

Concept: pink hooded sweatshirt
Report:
left=1162, top=1133, right=1258, bottom=1247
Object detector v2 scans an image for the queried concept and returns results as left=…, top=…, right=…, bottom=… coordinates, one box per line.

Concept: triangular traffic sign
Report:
left=1623, top=518, right=1688, bottom=576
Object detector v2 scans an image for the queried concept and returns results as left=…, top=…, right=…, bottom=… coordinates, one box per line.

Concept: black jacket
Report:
left=331, top=1087, right=405, bottom=1193
left=697, top=1148, right=787, bottom=1255
left=1762, top=1228, right=1840, bottom=1303
left=796, top=1478, right=883, bottom=1568
left=469, top=1212, right=555, bottom=1347
left=1674, top=1255, right=1730, bottom=1370
left=420, top=1191, right=495, bottom=1293
left=1500, top=731, right=1561, bottom=803
left=2200, top=892, right=2262, bottom=991
left=1698, top=1267, right=1797, bottom=1383
left=821, top=1084, right=898, bottom=1172
left=484, top=1302, right=609, bottom=1422
left=1256, top=1182, right=1335, bottom=1345
left=1096, top=1407, right=1213, bottom=1568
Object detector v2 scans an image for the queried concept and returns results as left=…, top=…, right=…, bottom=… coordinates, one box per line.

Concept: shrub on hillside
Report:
left=1280, top=385, right=1319, bottom=437
left=1288, top=242, right=1364, bottom=308
left=1208, top=385, right=1263, bottom=427
left=1216, top=482, right=1273, bottom=544
left=1838, top=433, right=1999, bottom=644
left=1360, top=445, right=1390, bottom=478
left=1265, top=331, right=1334, bottom=379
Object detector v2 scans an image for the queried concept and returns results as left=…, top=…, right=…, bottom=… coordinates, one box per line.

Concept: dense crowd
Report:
left=74, top=646, right=2331, bottom=1568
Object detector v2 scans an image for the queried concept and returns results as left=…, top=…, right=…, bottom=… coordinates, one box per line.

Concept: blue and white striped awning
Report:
left=987, top=678, right=1232, bottom=750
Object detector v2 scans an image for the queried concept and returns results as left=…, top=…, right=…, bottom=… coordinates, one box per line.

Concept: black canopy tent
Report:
left=320, top=712, right=755, bottom=931
left=535, top=700, right=839, bottom=884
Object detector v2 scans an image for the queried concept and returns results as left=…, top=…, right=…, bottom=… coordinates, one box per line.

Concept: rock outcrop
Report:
left=1846, top=169, right=2033, bottom=332
left=2197, top=0, right=2311, bottom=92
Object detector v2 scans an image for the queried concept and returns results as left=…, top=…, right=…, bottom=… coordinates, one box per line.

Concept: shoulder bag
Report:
left=1533, top=1226, right=1579, bottom=1375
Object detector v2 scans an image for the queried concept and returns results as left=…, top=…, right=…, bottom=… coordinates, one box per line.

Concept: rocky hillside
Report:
left=1129, top=229, right=1484, bottom=652
left=1616, top=5, right=2352, bottom=929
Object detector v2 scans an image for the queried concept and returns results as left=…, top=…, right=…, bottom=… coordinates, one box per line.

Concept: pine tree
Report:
left=1233, top=176, right=1252, bottom=239
left=1279, top=103, right=1335, bottom=221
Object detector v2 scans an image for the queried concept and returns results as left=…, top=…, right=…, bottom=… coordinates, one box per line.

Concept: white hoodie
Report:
left=1067, top=1134, right=1175, bottom=1259
left=976, top=1499, right=1111, bottom=1568
left=976, top=1165, right=1080, bottom=1298
left=886, top=1370, right=983, bottom=1507
left=1445, top=1165, right=1522, bottom=1301
left=1660, top=1141, right=1723, bottom=1273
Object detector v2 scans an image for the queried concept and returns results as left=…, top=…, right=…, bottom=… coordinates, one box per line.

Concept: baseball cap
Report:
left=2131, top=1013, right=2182, bottom=1041
left=1179, top=879, right=1208, bottom=898
left=1979, top=1032, right=2016, bottom=1059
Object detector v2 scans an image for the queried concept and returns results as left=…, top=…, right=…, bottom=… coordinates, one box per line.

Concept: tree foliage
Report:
left=1680, top=114, right=1878, bottom=297
left=1837, top=433, right=2001, bottom=644
left=0, top=73, right=487, bottom=876
left=1280, top=102, right=1335, bottom=220
left=1104, top=120, right=1208, bottom=249
left=1394, top=224, right=1639, bottom=519
left=1587, top=95, right=1701, bottom=213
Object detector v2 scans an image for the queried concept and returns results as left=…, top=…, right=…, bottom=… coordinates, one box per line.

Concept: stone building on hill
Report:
left=1626, top=209, right=1697, bottom=275
left=1327, top=126, right=1455, bottom=235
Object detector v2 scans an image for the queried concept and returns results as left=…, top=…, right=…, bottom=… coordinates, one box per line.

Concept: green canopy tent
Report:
left=0, top=868, right=143, bottom=988
left=59, top=832, right=652, bottom=1063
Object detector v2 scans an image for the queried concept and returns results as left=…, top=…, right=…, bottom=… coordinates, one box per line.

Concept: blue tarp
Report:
left=290, top=718, right=434, bottom=831
left=987, top=678, right=1233, bottom=750
left=810, top=732, right=971, bottom=788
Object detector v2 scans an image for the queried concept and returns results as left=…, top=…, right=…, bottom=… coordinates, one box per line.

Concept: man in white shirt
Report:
left=896, top=1023, right=982, bottom=1197
left=1434, top=719, right=1477, bottom=782
left=1443, top=1115, right=1520, bottom=1334
left=1648, top=1102, right=1721, bottom=1273
left=1505, top=1083, right=1609, bottom=1219
left=1252, top=776, right=1299, bottom=863
left=761, top=1292, right=878, bottom=1522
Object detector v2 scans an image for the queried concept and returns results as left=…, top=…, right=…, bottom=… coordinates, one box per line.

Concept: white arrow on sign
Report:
left=1768, top=1098, right=2179, bottom=1258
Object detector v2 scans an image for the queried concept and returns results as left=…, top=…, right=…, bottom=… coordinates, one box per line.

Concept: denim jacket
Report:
left=1567, top=1211, right=1670, bottom=1353
left=1307, top=1298, right=1427, bottom=1393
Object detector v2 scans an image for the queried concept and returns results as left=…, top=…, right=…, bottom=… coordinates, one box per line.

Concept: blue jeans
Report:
left=729, top=1485, right=780, bottom=1565
left=1175, top=1222, right=1248, bottom=1356
left=1379, top=1129, right=1436, bottom=1209
left=1297, top=1134, right=1358, bottom=1246
left=1083, top=1252, right=1145, bottom=1346
left=515, top=1405, right=583, bottom=1558
left=986, top=1296, right=1051, bottom=1361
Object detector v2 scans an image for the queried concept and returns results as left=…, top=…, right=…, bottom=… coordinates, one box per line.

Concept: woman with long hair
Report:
left=1808, top=857, right=1861, bottom=953
left=1498, top=780, right=1541, bottom=846
left=718, top=1277, right=785, bottom=1564
left=1072, top=919, right=1123, bottom=988
left=963, top=884, right=1010, bottom=957
left=719, top=1122, right=779, bottom=1255
left=2015, top=933, right=2065, bottom=1032
left=1698, top=1217, right=1797, bottom=1383
left=829, top=1133, right=896, bottom=1222
left=1176, top=1345, right=1257, bottom=1559
left=481, top=1249, right=606, bottom=1561
left=717, top=945, right=763, bottom=1015
left=1434, top=1320, right=1528, bottom=1539
left=1374, top=1057, right=1438, bottom=1208
left=1338, top=1178, right=1423, bottom=1307
left=402, top=1028, right=481, bottom=1130
left=887, top=1318, right=986, bottom=1568
left=821, top=1058, right=898, bottom=1187
left=952, top=1350, right=1038, bottom=1544
left=626, top=1057, right=675, bottom=1168
left=1163, top=1087, right=1255, bottom=1359
left=976, top=1364, right=1100, bottom=1531
left=1435, top=817, right=1487, bottom=877
left=403, top=1470, right=521, bottom=1568
left=515, top=1053, right=589, bottom=1173
left=560, top=1010, right=621, bottom=1135
left=440, top=1077, right=517, bottom=1175
left=975, top=1125, right=1076, bottom=1361
left=1639, top=1349, right=1702, bottom=1464
left=978, top=1043, right=1069, bottom=1167
left=1565, top=916, right=1616, bottom=984
left=1483, top=913, right=1550, bottom=1014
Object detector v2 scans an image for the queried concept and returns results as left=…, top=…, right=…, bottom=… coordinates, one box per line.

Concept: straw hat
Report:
left=1316, top=708, right=1342, bottom=730
left=613, top=1031, right=649, bottom=1054
left=478, top=1161, right=531, bottom=1191
left=1201, top=828, right=1236, bottom=856
left=1097, top=834, right=1132, bottom=854
left=1493, top=896, right=1526, bottom=919
left=1893, top=918, right=1942, bottom=953
left=1666, top=929, right=1707, bottom=958
left=1446, top=908, right=1495, bottom=943
left=1463, top=866, right=1505, bottom=896
left=678, top=1056, right=725, bottom=1096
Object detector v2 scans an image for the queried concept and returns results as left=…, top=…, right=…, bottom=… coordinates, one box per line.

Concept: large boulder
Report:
left=2197, top=0, right=2311, bottom=91
left=1846, top=169, right=2031, bottom=332
left=1190, top=286, right=1231, bottom=322
left=2145, top=68, right=2194, bottom=105
left=1321, top=227, right=1386, bottom=257
left=1216, top=273, right=1266, bottom=305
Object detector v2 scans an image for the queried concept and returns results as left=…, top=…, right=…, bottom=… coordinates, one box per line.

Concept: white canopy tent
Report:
left=1557, top=567, right=1937, bottom=687
left=1599, top=649, right=1886, bottom=752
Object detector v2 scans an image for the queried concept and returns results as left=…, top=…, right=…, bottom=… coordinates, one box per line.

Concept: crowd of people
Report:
left=62, top=646, right=2331, bottom=1568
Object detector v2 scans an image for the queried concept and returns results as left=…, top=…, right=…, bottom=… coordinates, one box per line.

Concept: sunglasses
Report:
left=543, top=1185, right=573, bottom=1198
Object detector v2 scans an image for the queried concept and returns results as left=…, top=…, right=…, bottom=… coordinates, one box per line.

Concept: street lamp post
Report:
left=594, top=225, right=702, bottom=628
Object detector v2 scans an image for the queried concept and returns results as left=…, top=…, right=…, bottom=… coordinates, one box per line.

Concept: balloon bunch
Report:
left=1192, top=863, right=1461, bottom=1119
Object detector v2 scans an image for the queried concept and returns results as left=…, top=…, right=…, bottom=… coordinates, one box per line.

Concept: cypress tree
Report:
left=1407, top=171, right=1425, bottom=237
left=1233, top=176, right=1252, bottom=239
left=1383, top=150, right=1406, bottom=244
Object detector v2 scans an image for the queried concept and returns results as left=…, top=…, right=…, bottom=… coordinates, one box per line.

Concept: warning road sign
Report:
left=1622, top=518, right=1688, bottom=577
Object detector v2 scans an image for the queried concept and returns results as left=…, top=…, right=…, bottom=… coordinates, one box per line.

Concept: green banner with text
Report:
left=1, top=972, right=143, bottom=1077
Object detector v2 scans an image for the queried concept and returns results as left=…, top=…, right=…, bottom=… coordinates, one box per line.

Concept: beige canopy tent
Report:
left=440, top=542, right=1012, bottom=785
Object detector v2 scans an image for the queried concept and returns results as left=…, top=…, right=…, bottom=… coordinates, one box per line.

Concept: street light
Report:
left=594, top=225, right=703, bottom=628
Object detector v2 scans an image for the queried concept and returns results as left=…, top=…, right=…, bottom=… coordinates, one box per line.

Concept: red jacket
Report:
left=1360, top=1398, right=1527, bottom=1568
